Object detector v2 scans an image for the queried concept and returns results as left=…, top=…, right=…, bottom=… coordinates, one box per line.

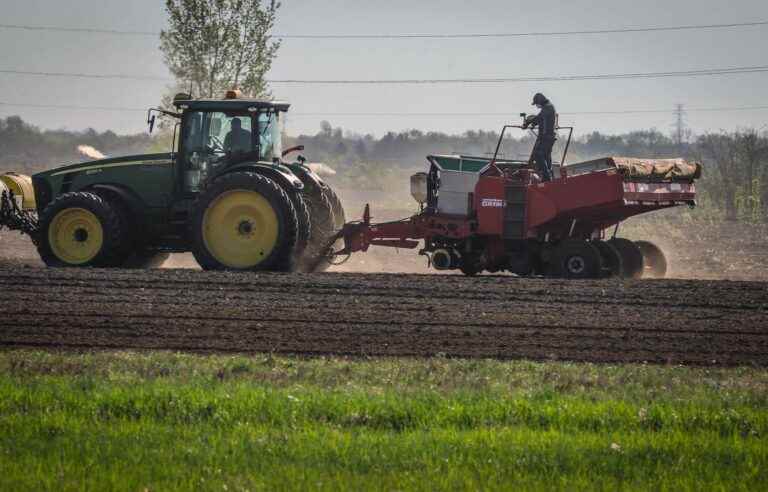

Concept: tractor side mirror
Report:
left=148, top=114, right=156, bottom=134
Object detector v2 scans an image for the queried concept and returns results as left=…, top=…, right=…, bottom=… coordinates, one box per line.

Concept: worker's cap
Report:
left=532, top=93, right=548, bottom=105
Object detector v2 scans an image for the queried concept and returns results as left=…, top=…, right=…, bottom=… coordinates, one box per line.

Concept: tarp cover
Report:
left=610, top=157, right=702, bottom=181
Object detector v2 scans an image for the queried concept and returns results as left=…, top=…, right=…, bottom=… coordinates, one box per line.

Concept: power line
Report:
left=0, top=20, right=766, bottom=39
left=0, top=102, right=146, bottom=112
left=276, top=21, right=768, bottom=39
left=0, top=69, right=170, bottom=82
left=296, top=107, right=768, bottom=116
left=0, top=24, right=158, bottom=36
left=270, top=66, right=768, bottom=84
left=2, top=65, right=768, bottom=85
left=2, top=101, right=768, bottom=116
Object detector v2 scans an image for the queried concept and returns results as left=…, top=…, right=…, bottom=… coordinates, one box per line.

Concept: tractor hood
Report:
left=34, top=153, right=174, bottom=179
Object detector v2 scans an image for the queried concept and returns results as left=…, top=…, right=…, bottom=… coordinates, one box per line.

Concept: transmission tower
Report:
left=673, top=104, right=687, bottom=150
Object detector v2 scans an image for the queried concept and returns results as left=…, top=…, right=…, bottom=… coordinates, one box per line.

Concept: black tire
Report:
left=300, top=187, right=338, bottom=272
left=547, top=239, right=603, bottom=279
left=309, top=187, right=336, bottom=242
left=289, top=191, right=312, bottom=257
left=459, top=253, right=483, bottom=276
left=635, top=240, right=667, bottom=278
left=609, top=237, right=644, bottom=279
left=326, top=186, right=346, bottom=229
left=37, top=192, right=125, bottom=268
left=190, top=172, right=299, bottom=272
left=594, top=240, right=623, bottom=278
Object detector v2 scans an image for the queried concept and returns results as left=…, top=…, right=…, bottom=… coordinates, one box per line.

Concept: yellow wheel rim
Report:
left=202, top=190, right=279, bottom=269
left=47, top=208, right=104, bottom=265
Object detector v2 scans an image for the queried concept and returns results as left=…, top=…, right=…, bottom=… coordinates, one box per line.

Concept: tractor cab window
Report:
left=182, top=111, right=255, bottom=191
left=258, top=112, right=283, bottom=161
left=183, top=111, right=254, bottom=164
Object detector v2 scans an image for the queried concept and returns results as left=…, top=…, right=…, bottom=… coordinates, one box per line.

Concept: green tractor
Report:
left=0, top=92, right=345, bottom=271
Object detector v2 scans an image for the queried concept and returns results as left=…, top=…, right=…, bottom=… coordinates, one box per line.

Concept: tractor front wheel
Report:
left=37, top=192, right=126, bottom=267
left=191, top=172, right=299, bottom=271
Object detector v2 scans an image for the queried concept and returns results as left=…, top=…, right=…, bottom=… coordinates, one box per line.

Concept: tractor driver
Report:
left=224, top=117, right=252, bottom=154
left=524, top=93, right=557, bottom=182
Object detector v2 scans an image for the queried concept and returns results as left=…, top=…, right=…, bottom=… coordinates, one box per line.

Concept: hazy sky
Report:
left=0, top=0, right=766, bottom=137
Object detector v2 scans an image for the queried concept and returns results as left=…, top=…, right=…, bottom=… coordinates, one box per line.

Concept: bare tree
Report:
left=735, top=130, right=768, bottom=218
left=160, top=0, right=281, bottom=98
left=697, top=132, right=742, bottom=221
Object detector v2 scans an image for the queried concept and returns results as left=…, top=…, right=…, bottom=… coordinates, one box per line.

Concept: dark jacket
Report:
left=532, top=102, right=557, bottom=140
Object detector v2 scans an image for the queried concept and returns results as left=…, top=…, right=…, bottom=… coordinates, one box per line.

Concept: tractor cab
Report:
left=149, top=91, right=292, bottom=194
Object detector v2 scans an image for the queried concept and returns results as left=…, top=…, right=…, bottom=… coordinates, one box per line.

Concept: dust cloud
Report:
left=77, top=145, right=107, bottom=160
left=306, top=162, right=337, bottom=177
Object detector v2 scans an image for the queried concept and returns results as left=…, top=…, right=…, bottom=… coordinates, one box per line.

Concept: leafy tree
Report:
left=160, top=0, right=281, bottom=98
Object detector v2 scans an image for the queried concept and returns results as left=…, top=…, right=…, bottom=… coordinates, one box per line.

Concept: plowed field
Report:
left=1, top=267, right=766, bottom=365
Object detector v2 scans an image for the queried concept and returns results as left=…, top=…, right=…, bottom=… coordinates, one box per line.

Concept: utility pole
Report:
left=673, top=104, right=686, bottom=152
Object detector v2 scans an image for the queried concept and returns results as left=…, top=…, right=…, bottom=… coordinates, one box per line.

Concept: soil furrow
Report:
left=0, top=266, right=766, bottom=365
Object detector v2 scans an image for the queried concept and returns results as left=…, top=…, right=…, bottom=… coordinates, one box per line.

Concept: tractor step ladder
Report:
left=503, top=184, right=527, bottom=239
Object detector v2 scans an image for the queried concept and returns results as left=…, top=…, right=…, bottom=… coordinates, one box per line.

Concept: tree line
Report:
left=0, top=116, right=151, bottom=175
left=1, top=115, right=765, bottom=221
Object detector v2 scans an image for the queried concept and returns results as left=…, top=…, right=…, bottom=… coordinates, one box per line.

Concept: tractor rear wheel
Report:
left=302, top=187, right=337, bottom=272
left=326, top=186, right=346, bottom=229
left=191, top=172, right=299, bottom=271
left=289, top=192, right=311, bottom=262
left=594, top=240, right=623, bottom=278
left=319, top=186, right=347, bottom=271
left=608, top=237, right=644, bottom=279
left=37, top=192, right=125, bottom=267
left=635, top=240, right=667, bottom=278
left=548, top=239, right=603, bottom=279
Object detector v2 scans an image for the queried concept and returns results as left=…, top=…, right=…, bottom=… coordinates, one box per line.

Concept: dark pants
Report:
left=532, top=137, right=556, bottom=181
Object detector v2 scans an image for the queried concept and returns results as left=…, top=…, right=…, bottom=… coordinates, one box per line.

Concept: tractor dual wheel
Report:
left=289, top=190, right=311, bottom=260
left=635, top=240, right=667, bottom=278
left=608, top=237, right=644, bottom=279
left=37, top=192, right=126, bottom=267
left=547, top=239, right=604, bottom=279
left=191, top=172, right=299, bottom=271
left=326, top=186, right=346, bottom=230
left=301, top=186, right=337, bottom=272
